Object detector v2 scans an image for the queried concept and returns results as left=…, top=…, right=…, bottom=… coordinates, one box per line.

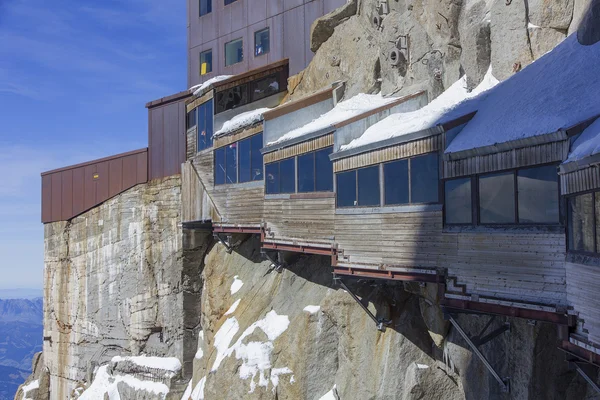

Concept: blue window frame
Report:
left=214, top=133, right=263, bottom=185
left=336, top=171, right=356, bottom=207
left=297, top=153, right=315, bottom=193
left=296, top=147, right=333, bottom=193
left=196, top=99, right=214, bottom=151
left=384, top=159, right=409, bottom=205
left=336, top=165, right=380, bottom=207
left=265, top=157, right=295, bottom=194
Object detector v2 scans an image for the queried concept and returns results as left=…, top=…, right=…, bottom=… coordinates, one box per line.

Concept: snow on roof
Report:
left=565, top=117, right=600, bottom=163
left=111, top=355, right=182, bottom=373
left=447, top=34, right=600, bottom=154
left=190, top=75, right=233, bottom=96
left=266, top=93, right=401, bottom=146
left=340, top=68, right=498, bottom=151
left=214, top=108, right=271, bottom=137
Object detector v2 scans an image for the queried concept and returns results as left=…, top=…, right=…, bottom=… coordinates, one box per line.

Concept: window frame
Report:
left=443, top=162, right=562, bottom=227
left=214, top=132, right=264, bottom=186
left=224, top=0, right=237, bottom=5
left=254, top=28, right=270, bottom=57
left=336, top=165, right=381, bottom=209
left=199, top=0, right=212, bottom=16
left=382, top=152, right=439, bottom=206
left=196, top=99, right=214, bottom=152
left=200, top=49, right=213, bottom=76
left=224, top=38, right=244, bottom=67
left=566, top=189, right=599, bottom=256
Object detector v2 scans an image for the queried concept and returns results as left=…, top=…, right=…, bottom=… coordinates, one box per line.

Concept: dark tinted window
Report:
left=216, top=85, right=248, bottom=114
left=445, top=178, right=471, bottom=224
left=280, top=158, right=295, bottom=193
left=315, top=147, right=333, bottom=191
left=358, top=166, right=380, bottom=206
left=411, top=153, right=439, bottom=203
left=384, top=159, right=408, bottom=205
left=225, top=144, right=237, bottom=184
left=517, top=165, right=559, bottom=223
left=200, top=49, right=212, bottom=74
left=200, top=0, right=212, bottom=15
left=254, top=28, right=270, bottom=56
left=225, top=38, right=243, bottom=66
left=187, top=108, right=197, bottom=130
left=479, top=172, right=515, bottom=224
left=250, top=133, right=263, bottom=181
left=238, top=137, right=251, bottom=183
left=251, top=74, right=279, bottom=102
left=214, top=148, right=226, bottom=185
left=297, top=152, right=315, bottom=193
left=337, top=171, right=356, bottom=207
left=568, top=193, right=594, bottom=252
left=265, top=163, right=279, bottom=194
left=224, top=0, right=236, bottom=4
left=197, top=100, right=214, bottom=151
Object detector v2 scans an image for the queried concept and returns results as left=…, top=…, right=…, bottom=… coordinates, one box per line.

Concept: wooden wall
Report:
left=561, top=165, right=600, bottom=195
left=181, top=161, right=218, bottom=223
left=566, top=261, right=600, bottom=345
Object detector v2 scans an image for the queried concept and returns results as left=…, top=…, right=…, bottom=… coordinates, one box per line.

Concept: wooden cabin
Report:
left=181, top=60, right=289, bottom=233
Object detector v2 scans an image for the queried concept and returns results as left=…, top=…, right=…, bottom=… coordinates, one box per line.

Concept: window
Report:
left=187, top=108, right=197, bottom=130
left=265, top=158, right=295, bottom=194
left=568, top=193, right=595, bottom=253
left=250, top=74, right=279, bottom=103
left=224, top=0, right=237, bottom=4
left=225, top=38, right=243, bottom=66
left=215, top=84, right=248, bottom=114
left=214, top=133, right=263, bottom=185
left=336, top=165, right=380, bottom=207
left=479, top=172, right=515, bottom=224
left=254, top=28, right=270, bottom=56
left=214, top=70, right=287, bottom=114
left=196, top=99, right=214, bottom=151
left=297, top=147, right=334, bottom=193
left=383, top=153, right=438, bottom=205
left=444, top=164, right=560, bottom=226
left=200, top=0, right=212, bottom=16
left=445, top=178, right=472, bottom=224
left=200, top=50, right=212, bottom=75
left=517, top=165, right=559, bottom=223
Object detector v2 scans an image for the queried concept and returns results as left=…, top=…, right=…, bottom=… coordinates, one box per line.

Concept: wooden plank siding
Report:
left=214, top=124, right=263, bottom=149
left=566, top=261, right=600, bottom=345
left=445, top=232, right=567, bottom=307
left=333, top=135, right=443, bottom=173
left=263, top=197, right=335, bottom=246
left=443, top=140, right=569, bottom=179
left=186, top=127, right=198, bottom=161
left=181, top=162, right=218, bottom=223
left=264, top=133, right=334, bottom=163
left=561, top=165, right=600, bottom=195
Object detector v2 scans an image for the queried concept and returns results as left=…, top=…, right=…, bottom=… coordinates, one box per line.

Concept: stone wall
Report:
left=41, top=176, right=210, bottom=399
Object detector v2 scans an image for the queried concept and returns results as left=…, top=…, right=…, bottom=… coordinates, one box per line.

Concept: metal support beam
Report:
left=448, top=316, right=510, bottom=393
left=214, top=233, right=234, bottom=253
left=337, top=277, right=391, bottom=332
left=471, top=316, right=511, bottom=347
left=261, top=249, right=285, bottom=273
left=573, top=363, right=600, bottom=395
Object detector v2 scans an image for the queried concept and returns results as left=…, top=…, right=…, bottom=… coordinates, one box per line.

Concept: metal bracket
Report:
left=471, top=316, right=511, bottom=347
left=572, top=363, right=600, bottom=395
left=214, top=233, right=236, bottom=253
left=448, top=315, right=510, bottom=393
left=261, top=249, right=285, bottom=273
left=336, top=276, right=391, bottom=332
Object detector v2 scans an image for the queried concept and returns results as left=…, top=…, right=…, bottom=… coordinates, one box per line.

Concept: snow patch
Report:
left=181, top=380, right=193, bottom=400
left=190, top=75, right=232, bottom=96
left=225, top=299, right=241, bottom=316
left=195, top=330, right=205, bottom=359
left=303, top=305, right=321, bottom=314
left=22, top=379, right=39, bottom=400
left=190, top=376, right=207, bottom=400
left=269, top=367, right=293, bottom=392
left=267, top=93, right=402, bottom=146
left=565, top=117, right=600, bottom=162
left=211, top=317, right=240, bottom=371
left=215, top=108, right=271, bottom=137
left=528, top=22, right=540, bottom=29
left=111, top=355, right=182, bottom=373
left=341, top=68, right=498, bottom=151
left=231, top=276, right=244, bottom=295
left=416, top=363, right=430, bottom=369
left=78, top=365, right=170, bottom=400
left=319, top=384, right=338, bottom=400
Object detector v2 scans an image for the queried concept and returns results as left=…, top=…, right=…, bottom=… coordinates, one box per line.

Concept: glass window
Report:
left=280, top=158, right=295, bottom=193
left=517, top=165, right=559, bottom=223
left=225, top=143, right=237, bottom=184
left=214, top=148, right=226, bottom=185
left=238, top=137, right=251, bottom=183
left=358, top=166, right=380, bottom=206
left=215, top=85, right=248, bottom=113
left=315, top=147, right=333, bottom=191
left=250, top=133, right=263, bottom=181
left=265, top=163, right=279, bottom=194
left=384, top=159, right=409, bottom=205
left=224, top=0, right=237, bottom=4
left=337, top=171, right=356, bottom=207
left=251, top=74, right=279, bottom=103
left=297, top=153, right=315, bottom=193
left=225, top=38, right=243, bottom=66
left=200, top=49, right=212, bottom=75
left=569, top=194, right=594, bottom=252
left=411, top=153, right=439, bottom=203
left=254, top=28, right=270, bottom=56
left=197, top=100, right=214, bottom=151
left=200, top=0, right=212, bottom=15
left=445, top=178, right=472, bottom=224
left=187, top=108, right=197, bottom=130
left=479, top=172, right=515, bottom=224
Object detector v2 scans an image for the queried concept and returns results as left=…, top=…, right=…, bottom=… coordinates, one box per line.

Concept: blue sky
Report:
left=0, top=0, right=187, bottom=289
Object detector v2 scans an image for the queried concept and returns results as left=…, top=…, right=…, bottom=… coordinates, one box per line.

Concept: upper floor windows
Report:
left=200, top=0, right=212, bottom=16
left=200, top=49, right=212, bottom=76
left=266, top=147, right=334, bottom=195
left=214, top=133, right=263, bottom=185
left=187, top=99, right=214, bottom=151
left=225, top=38, right=243, bottom=66
left=254, top=28, right=270, bottom=57
left=215, top=72, right=286, bottom=114
left=444, top=164, right=560, bottom=225
left=224, top=0, right=237, bottom=5
left=336, top=152, right=439, bottom=208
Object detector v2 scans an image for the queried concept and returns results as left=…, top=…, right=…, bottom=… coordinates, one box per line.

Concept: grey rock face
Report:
left=528, top=26, right=567, bottom=58
left=310, top=0, right=358, bottom=52
left=528, top=0, right=574, bottom=29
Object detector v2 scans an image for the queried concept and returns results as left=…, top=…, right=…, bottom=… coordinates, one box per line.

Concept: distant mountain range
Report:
left=0, top=289, right=43, bottom=300
left=0, top=297, right=43, bottom=400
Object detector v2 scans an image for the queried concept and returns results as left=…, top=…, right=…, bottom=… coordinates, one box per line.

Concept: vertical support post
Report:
left=574, top=364, right=600, bottom=395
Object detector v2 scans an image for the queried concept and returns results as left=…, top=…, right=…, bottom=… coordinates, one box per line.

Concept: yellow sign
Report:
left=93, top=174, right=99, bottom=180
left=201, top=62, right=208, bottom=75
